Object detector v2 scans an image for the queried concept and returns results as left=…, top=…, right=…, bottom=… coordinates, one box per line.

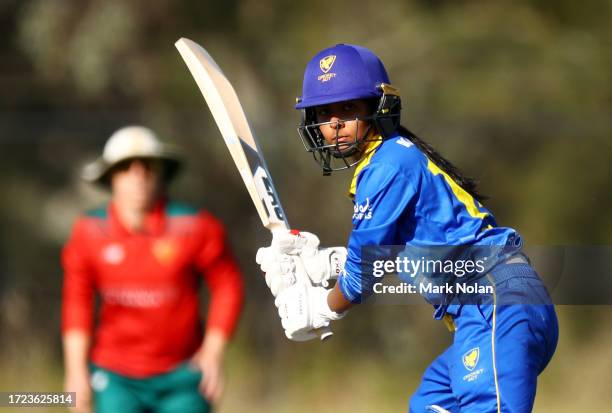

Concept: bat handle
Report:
left=316, top=326, right=333, bottom=341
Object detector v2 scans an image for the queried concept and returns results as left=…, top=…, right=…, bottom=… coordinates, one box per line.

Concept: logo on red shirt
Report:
left=102, top=243, right=125, bottom=265
left=152, top=239, right=177, bottom=265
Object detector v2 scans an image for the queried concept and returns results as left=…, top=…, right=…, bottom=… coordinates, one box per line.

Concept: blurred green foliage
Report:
left=1, top=0, right=611, bottom=411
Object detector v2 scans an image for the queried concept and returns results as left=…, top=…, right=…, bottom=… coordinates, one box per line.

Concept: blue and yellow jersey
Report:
left=338, top=133, right=519, bottom=305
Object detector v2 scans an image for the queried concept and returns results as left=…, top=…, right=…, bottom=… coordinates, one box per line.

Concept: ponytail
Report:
left=398, top=126, right=487, bottom=203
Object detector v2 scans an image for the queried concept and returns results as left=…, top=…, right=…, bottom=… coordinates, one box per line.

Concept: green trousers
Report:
left=90, top=363, right=211, bottom=413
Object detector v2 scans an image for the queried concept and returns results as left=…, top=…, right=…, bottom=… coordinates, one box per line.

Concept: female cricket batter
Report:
left=257, top=44, right=558, bottom=412
left=62, top=126, right=244, bottom=413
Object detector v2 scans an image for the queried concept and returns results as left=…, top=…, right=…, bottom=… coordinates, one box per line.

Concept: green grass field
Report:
left=2, top=308, right=611, bottom=412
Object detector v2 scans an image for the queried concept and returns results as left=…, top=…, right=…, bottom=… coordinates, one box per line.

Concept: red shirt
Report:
left=61, top=200, right=244, bottom=378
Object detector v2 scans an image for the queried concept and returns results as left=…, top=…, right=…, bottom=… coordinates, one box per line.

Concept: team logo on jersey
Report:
left=152, top=239, right=177, bottom=265
left=318, top=55, right=337, bottom=82
left=102, top=243, right=125, bottom=265
left=353, top=197, right=373, bottom=220
left=463, top=347, right=480, bottom=371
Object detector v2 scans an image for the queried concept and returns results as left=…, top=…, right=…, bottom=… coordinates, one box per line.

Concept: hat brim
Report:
left=295, top=89, right=381, bottom=109
left=82, top=154, right=182, bottom=186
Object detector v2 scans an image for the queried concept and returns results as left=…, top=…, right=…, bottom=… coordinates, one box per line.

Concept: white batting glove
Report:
left=256, top=253, right=296, bottom=297
left=274, top=282, right=345, bottom=342
left=272, top=229, right=316, bottom=254
left=256, top=243, right=294, bottom=297
left=300, top=246, right=347, bottom=287
left=256, top=230, right=347, bottom=295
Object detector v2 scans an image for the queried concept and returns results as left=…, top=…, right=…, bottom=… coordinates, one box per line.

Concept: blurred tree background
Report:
left=1, top=0, right=611, bottom=411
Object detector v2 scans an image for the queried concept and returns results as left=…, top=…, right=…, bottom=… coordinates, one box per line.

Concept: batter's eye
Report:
left=316, top=108, right=329, bottom=117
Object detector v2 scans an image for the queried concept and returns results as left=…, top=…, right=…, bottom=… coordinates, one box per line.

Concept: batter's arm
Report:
left=328, top=282, right=354, bottom=313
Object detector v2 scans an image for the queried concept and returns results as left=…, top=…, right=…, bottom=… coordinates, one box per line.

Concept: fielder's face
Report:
left=314, top=99, right=372, bottom=155
left=110, top=158, right=162, bottom=211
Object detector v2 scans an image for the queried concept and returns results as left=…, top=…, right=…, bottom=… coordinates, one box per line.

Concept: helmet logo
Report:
left=318, top=55, right=337, bottom=83
left=319, top=55, right=336, bottom=73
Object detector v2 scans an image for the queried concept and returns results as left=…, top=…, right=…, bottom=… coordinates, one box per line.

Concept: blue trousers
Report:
left=409, top=262, right=559, bottom=412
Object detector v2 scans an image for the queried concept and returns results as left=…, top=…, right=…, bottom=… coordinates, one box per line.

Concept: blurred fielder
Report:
left=62, top=126, right=244, bottom=413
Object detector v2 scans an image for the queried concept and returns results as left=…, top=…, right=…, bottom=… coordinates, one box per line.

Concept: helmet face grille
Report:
left=296, top=92, right=401, bottom=175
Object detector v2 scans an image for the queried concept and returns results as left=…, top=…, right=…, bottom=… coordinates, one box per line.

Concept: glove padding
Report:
left=256, top=252, right=297, bottom=297
left=301, top=245, right=347, bottom=286
left=256, top=230, right=347, bottom=296
left=274, top=282, right=345, bottom=341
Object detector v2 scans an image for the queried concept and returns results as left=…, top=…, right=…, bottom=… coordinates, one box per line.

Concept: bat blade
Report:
left=175, top=37, right=287, bottom=233
left=175, top=37, right=332, bottom=341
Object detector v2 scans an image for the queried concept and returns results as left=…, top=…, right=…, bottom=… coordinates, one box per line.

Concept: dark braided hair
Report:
left=397, top=126, right=487, bottom=204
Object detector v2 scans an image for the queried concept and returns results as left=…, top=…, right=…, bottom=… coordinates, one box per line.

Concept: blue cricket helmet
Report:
left=295, top=43, right=391, bottom=109
left=295, top=44, right=401, bottom=175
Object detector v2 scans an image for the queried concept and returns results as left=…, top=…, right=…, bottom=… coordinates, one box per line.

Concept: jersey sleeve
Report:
left=194, top=213, right=244, bottom=339
left=61, top=219, right=96, bottom=334
left=339, top=163, right=418, bottom=303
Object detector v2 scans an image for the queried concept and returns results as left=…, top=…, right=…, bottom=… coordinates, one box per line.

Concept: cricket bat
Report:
left=175, top=37, right=332, bottom=341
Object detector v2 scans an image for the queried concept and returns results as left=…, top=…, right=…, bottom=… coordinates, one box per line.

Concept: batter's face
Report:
left=110, top=158, right=162, bottom=211
left=314, top=99, right=373, bottom=154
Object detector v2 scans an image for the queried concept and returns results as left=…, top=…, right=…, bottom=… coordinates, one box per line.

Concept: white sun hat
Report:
left=82, top=126, right=182, bottom=185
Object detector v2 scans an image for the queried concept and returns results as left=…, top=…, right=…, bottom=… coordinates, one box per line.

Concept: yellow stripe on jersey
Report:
left=348, top=138, right=383, bottom=198
left=427, top=160, right=490, bottom=221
